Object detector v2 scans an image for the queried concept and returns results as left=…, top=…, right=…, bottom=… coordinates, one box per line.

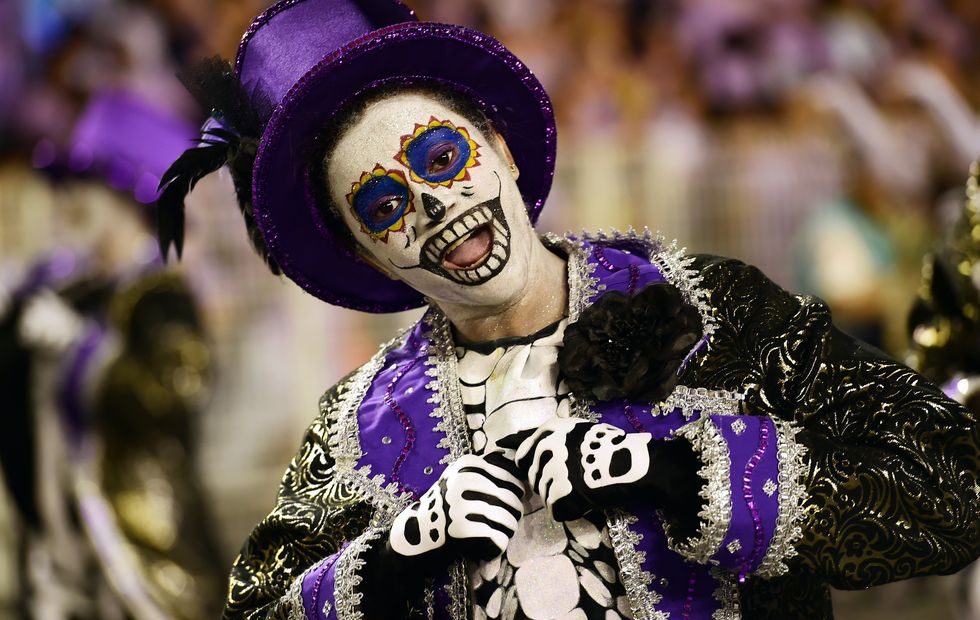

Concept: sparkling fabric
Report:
left=683, top=255, right=980, bottom=619
left=455, top=320, right=632, bottom=619
left=224, top=237, right=980, bottom=620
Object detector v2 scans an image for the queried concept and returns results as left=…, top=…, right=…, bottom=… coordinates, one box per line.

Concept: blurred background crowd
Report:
left=1, top=0, right=979, bottom=618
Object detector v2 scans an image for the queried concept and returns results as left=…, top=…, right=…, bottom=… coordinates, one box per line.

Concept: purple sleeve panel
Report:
left=706, top=414, right=780, bottom=576
left=670, top=413, right=807, bottom=579
left=300, top=544, right=347, bottom=620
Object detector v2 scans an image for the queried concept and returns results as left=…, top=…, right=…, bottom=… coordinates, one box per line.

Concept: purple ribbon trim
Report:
left=739, top=420, right=770, bottom=580
left=385, top=350, right=426, bottom=496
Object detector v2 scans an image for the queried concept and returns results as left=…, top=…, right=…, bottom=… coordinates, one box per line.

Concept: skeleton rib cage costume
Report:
left=223, top=233, right=980, bottom=620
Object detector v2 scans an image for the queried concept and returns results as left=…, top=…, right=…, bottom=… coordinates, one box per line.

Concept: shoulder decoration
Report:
left=558, top=280, right=703, bottom=403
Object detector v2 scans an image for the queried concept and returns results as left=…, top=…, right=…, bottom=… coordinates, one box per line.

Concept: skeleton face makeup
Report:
left=326, top=93, right=536, bottom=308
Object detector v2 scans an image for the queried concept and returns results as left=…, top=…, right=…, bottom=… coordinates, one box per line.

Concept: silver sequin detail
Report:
left=423, top=466, right=434, bottom=475
left=422, top=308, right=472, bottom=465
left=710, top=567, right=742, bottom=620
left=607, top=511, right=669, bottom=620
left=652, top=386, right=745, bottom=419
left=731, top=419, right=747, bottom=436
left=381, top=436, right=392, bottom=445
left=320, top=335, right=415, bottom=527
left=756, top=418, right=809, bottom=578
left=335, top=528, right=385, bottom=620
left=763, top=479, right=777, bottom=498
left=727, top=539, right=742, bottom=554
left=671, top=416, right=733, bottom=564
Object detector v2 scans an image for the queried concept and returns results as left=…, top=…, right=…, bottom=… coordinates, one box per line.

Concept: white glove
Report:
left=390, top=452, right=525, bottom=562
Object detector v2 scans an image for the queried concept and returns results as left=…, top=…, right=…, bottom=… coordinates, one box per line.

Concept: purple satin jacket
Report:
left=286, top=234, right=808, bottom=620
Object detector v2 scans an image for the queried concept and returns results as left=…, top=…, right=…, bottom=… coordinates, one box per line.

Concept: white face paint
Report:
left=326, top=92, right=537, bottom=309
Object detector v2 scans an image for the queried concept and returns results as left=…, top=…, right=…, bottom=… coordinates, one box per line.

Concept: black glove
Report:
left=514, top=418, right=703, bottom=525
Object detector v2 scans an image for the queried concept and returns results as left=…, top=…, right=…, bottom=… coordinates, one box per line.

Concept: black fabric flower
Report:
left=558, top=283, right=703, bottom=403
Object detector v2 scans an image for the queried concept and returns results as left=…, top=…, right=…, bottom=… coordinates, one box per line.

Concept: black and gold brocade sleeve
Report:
left=685, top=255, right=980, bottom=589
left=223, top=379, right=375, bottom=619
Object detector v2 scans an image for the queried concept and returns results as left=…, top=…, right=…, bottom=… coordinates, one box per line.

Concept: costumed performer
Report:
left=158, top=1, right=980, bottom=618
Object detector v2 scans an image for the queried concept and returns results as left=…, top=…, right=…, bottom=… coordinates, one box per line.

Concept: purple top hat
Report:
left=229, top=0, right=557, bottom=312
left=42, top=90, right=197, bottom=204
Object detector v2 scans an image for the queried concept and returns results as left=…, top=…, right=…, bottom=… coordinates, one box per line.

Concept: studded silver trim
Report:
left=652, top=386, right=745, bottom=420
left=585, top=227, right=718, bottom=349
left=445, top=561, right=469, bottom=620
left=321, top=335, right=415, bottom=525
left=607, top=511, right=669, bottom=620
left=334, top=528, right=385, bottom=620
left=285, top=563, right=319, bottom=620
left=323, top=338, right=397, bottom=472
left=710, top=567, right=742, bottom=620
left=756, top=418, right=808, bottom=578
left=549, top=234, right=603, bottom=423
left=422, top=308, right=472, bottom=465
left=671, top=416, right=733, bottom=564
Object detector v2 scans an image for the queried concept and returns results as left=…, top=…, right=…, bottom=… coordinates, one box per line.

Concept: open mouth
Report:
left=419, top=196, right=510, bottom=285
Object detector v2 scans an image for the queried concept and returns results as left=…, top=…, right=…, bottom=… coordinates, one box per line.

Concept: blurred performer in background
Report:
left=909, top=163, right=980, bottom=620
left=0, top=90, right=225, bottom=619
left=160, top=1, right=979, bottom=618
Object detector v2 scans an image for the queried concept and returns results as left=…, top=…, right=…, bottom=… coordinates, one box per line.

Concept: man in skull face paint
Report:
left=160, top=1, right=980, bottom=619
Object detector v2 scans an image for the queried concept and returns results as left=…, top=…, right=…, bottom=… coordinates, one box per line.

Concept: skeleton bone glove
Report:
left=360, top=453, right=525, bottom=617
left=515, top=418, right=703, bottom=523
left=389, top=452, right=525, bottom=563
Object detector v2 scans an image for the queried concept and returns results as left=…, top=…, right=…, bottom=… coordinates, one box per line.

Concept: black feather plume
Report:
left=179, top=57, right=262, bottom=137
left=157, top=143, right=231, bottom=259
left=157, top=55, right=272, bottom=266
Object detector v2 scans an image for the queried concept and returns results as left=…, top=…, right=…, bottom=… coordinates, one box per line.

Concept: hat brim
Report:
left=251, top=22, right=557, bottom=312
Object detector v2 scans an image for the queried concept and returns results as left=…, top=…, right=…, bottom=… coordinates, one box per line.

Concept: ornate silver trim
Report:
left=285, top=562, right=319, bottom=620
left=445, top=561, right=469, bottom=620
left=671, top=416, right=733, bottom=564
left=552, top=234, right=603, bottom=423
left=322, top=336, right=401, bottom=472
left=608, top=511, right=669, bottom=620
left=755, top=418, right=808, bottom=578
left=340, top=465, right=412, bottom=528
left=584, top=227, right=717, bottom=348
left=652, top=386, right=745, bottom=420
left=710, top=567, right=742, bottom=620
left=544, top=233, right=601, bottom=323
left=334, top=528, right=385, bottom=620
left=422, top=308, right=472, bottom=465
left=321, top=334, right=415, bottom=525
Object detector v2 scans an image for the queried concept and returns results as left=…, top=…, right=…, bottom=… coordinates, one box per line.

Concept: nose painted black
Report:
left=421, top=193, right=447, bottom=222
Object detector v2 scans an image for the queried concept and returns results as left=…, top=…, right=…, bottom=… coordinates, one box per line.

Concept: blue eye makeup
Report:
left=397, top=118, right=481, bottom=187
left=346, top=167, right=415, bottom=243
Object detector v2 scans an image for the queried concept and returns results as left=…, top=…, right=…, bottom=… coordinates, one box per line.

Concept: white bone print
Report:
left=580, top=425, right=652, bottom=489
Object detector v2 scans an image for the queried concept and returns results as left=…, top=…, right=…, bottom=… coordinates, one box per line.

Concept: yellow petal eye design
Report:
left=397, top=117, right=481, bottom=188
left=346, top=166, right=415, bottom=243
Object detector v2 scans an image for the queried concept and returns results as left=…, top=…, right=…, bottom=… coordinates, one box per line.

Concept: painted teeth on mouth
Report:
left=426, top=207, right=493, bottom=265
